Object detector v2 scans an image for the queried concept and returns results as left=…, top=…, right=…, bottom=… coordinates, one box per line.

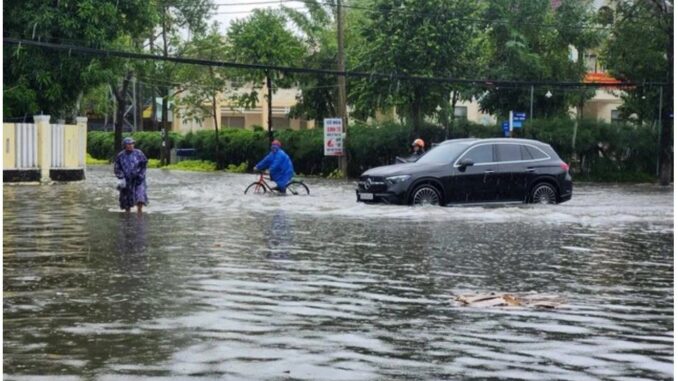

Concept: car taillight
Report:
left=560, top=162, right=570, bottom=172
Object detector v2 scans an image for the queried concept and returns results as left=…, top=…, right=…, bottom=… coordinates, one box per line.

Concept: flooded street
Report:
left=4, top=166, right=674, bottom=380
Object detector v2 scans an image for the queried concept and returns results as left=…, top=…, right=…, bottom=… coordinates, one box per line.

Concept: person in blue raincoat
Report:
left=254, top=139, right=295, bottom=193
left=114, top=137, right=148, bottom=213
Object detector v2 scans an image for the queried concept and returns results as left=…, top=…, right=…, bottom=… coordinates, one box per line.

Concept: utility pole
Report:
left=161, top=7, right=170, bottom=165
left=267, top=74, right=273, bottom=143
left=337, top=0, right=348, bottom=177
left=529, top=85, right=534, bottom=123
left=656, top=85, right=663, bottom=177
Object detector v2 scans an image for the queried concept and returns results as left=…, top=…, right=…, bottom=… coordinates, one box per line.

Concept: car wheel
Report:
left=530, top=183, right=557, bottom=204
left=411, top=184, right=441, bottom=206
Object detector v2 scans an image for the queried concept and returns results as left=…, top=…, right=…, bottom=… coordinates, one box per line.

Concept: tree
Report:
left=348, top=0, right=484, bottom=133
left=227, top=9, right=306, bottom=141
left=602, top=0, right=673, bottom=185
left=175, top=27, right=231, bottom=169
left=149, top=0, right=215, bottom=164
left=479, top=0, right=600, bottom=119
left=3, top=0, right=156, bottom=120
left=281, top=2, right=339, bottom=125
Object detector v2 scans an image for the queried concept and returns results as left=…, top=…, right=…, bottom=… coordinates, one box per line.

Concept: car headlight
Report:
left=385, top=175, right=411, bottom=185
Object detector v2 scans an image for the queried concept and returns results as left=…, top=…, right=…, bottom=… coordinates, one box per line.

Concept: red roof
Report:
left=583, top=72, right=628, bottom=89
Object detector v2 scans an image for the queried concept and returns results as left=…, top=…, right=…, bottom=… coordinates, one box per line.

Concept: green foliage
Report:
left=226, top=162, right=249, bottom=173
left=326, top=169, right=345, bottom=179
left=602, top=0, right=672, bottom=122
left=282, top=2, right=339, bottom=124
left=147, top=159, right=161, bottom=168
left=164, top=160, right=217, bottom=172
left=3, top=0, right=158, bottom=120
left=521, top=117, right=659, bottom=177
left=87, top=131, right=180, bottom=160
left=227, top=9, right=305, bottom=111
left=87, top=119, right=659, bottom=182
left=86, top=153, right=109, bottom=165
left=479, top=0, right=601, bottom=118
left=349, top=0, right=484, bottom=129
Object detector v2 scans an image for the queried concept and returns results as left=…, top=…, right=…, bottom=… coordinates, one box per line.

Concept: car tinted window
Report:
left=520, top=145, right=533, bottom=160
left=496, top=144, right=522, bottom=162
left=461, top=144, right=493, bottom=164
left=526, top=145, right=549, bottom=159
left=417, top=142, right=473, bottom=164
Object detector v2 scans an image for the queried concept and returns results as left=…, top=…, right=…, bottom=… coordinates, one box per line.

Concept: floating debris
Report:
left=455, top=292, right=565, bottom=309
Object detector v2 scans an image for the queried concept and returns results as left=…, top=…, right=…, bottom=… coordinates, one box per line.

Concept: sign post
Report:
left=509, top=111, right=526, bottom=137
left=502, top=121, right=510, bottom=137
left=324, top=118, right=344, bottom=156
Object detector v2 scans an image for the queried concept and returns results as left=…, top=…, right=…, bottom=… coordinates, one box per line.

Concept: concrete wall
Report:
left=3, top=116, right=87, bottom=182
left=3, top=123, right=16, bottom=169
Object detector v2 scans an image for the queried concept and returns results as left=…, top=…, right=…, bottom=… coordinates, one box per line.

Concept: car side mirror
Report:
left=459, top=158, right=474, bottom=169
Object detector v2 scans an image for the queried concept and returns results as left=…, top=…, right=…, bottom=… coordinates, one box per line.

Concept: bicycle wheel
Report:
left=286, top=181, right=310, bottom=195
left=244, top=182, right=267, bottom=194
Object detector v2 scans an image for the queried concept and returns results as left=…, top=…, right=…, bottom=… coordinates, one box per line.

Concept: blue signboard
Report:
left=513, top=120, right=523, bottom=128
left=502, top=121, right=510, bottom=137
left=514, top=112, right=527, bottom=120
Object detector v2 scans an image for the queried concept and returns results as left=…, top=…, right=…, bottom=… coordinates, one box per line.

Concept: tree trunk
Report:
left=113, top=71, right=133, bottom=159
left=449, top=91, right=458, bottom=139
left=149, top=30, right=158, bottom=132
left=161, top=8, right=170, bottom=165
left=411, top=87, right=422, bottom=135
left=136, top=78, right=143, bottom=131
left=210, top=66, right=224, bottom=170
left=267, top=74, right=273, bottom=143
left=659, top=111, right=672, bottom=185
left=659, top=12, right=673, bottom=186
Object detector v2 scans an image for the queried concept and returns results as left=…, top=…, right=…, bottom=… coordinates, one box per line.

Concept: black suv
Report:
left=356, top=138, right=572, bottom=206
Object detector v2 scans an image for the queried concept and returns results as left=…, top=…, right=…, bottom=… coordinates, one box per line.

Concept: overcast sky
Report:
left=208, top=1, right=308, bottom=34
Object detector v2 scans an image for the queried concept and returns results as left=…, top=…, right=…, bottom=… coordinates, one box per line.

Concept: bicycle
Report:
left=244, top=171, right=310, bottom=195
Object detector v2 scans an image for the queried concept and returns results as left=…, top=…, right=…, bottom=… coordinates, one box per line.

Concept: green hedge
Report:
left=87, top=131, right=182, bottom=161
left=88, top=118, right=663, bottom=181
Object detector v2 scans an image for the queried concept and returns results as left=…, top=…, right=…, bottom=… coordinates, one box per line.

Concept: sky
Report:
left=209, top=1, right=309, bottom=34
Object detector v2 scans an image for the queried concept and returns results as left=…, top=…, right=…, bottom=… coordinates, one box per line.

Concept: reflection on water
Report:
left=3, top=167, right=674, bottom=380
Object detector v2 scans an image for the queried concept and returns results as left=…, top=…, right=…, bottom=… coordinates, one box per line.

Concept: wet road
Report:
left=3, top=166, right=674, bottom=380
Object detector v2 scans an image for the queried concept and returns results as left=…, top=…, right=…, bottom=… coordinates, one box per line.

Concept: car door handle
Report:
left=526, top=168, right=536, bottom=172
left=484, top=170, right=495, bottom=174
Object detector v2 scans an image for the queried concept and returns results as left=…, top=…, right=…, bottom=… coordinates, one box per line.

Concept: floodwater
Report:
left=4, top=166, right=674, bottom=380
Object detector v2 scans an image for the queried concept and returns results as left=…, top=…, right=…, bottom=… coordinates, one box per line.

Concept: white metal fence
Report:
left=15, top=123, right=38, bottom=169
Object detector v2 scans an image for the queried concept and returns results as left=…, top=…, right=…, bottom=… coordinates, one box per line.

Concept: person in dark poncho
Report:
left=254, top=139, right=295, bottom=193
left=114, top=137, right=148, bottom=213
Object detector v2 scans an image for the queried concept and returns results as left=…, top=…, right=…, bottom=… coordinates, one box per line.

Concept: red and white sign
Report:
left=324, top=118, right=344, bottom=156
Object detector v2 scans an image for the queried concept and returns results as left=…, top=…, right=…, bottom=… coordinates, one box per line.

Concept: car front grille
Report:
left=357, top=176, right=387, bottom=192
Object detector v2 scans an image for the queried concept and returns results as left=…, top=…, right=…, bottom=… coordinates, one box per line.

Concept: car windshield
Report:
left=416, top=141, right=474, bottom=164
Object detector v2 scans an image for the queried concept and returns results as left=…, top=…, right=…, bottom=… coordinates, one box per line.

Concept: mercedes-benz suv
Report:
left=356, top=138, right=572, bottom=206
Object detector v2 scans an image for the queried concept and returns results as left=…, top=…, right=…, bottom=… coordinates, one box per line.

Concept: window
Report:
left=597, top=6, right=614, bottom=26
left=221, top=116, right=245, bottom=128
left=418, top=141, right=473, bottom=164
left=526, top=145, right=549, bottom=160
left=496, top=144, right=522, bottom=162
left=461, top=144, right=493, bottom=164
left=272, top=117, right=290, bottom=130
left=611, top=109, right=622, bottom=124
left=454, top=106, right=468, bottom=121
left=520, top=145, right=533, bottom=160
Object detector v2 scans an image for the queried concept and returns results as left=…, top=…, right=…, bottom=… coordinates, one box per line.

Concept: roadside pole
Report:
left=337, top=0, right=348, bottom=177
left=509, top=110, right=513, bottom=138
left=656, top=85, right=663, bottom=176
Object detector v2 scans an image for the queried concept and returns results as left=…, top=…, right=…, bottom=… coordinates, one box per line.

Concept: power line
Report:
left=4, top=38, right=669, bottom=88
left=214, top=0, right=613, bottom=31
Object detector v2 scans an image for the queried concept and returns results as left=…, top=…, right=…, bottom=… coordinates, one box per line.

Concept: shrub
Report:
left=226, top=162, right=248, bottom=173
left=164, top=160, right=216, bottom=172
left=87, top=118, right=661, bottom=182
left=147, top=159, right=161, bottom=168
left=86, top=153, right=109, bottom=165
